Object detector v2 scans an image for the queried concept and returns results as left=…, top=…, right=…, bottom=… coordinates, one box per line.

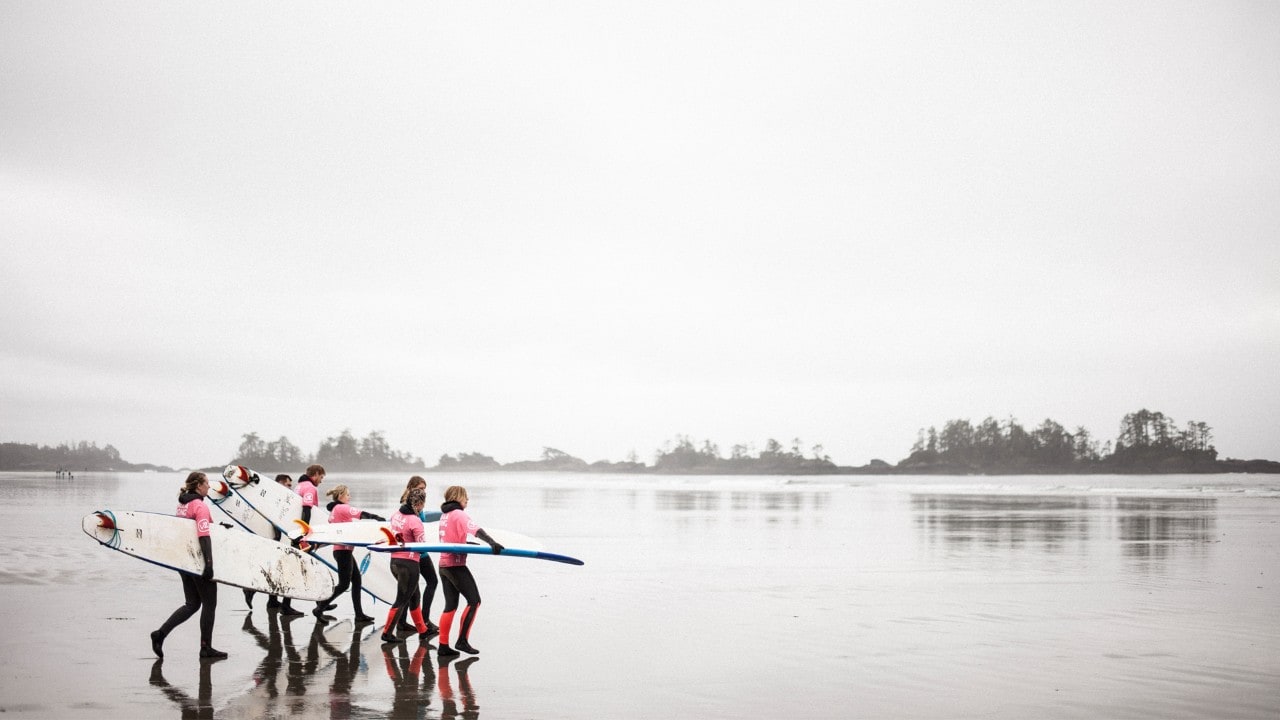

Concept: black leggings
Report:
left=158, top=572, right=217, bottom=646
left=389, top=558, right=421, bottom=626
left=418, top=555, right=438, bottom=615
left=439, top=566, right=481, bottom=638
left=322, top=549, right=365, bottom=612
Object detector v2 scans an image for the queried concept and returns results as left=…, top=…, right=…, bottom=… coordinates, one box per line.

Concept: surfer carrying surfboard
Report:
left=395, top=475, right=441, bottom=637
left=314, top=484, right=386, bottom=623
left=150, top=472, right=228, bottom=660
left=296, top=464, right=325, bottom=524
left=436, top=485, right=504, bottom=658
left=382, top=488, right=435, bottom=644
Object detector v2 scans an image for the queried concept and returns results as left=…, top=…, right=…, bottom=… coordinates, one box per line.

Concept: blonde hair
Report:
left=325, top=484, right=349, bottom=501
left=400, top=475, right=426, bottom=504
left=443, top=485, right=468, bottom=504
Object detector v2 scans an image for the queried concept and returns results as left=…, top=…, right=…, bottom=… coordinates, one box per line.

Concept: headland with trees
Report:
left=3, top=409, right=1277, bottom=474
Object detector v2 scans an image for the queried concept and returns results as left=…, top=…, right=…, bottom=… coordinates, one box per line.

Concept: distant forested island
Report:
left=4, top=410, right=1278, bottom=474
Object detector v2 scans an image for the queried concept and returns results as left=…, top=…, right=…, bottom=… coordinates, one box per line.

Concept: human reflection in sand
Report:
left=383, top=642, right=436, bottom=717
left=326, top=616, right=366, bottom=718
left=241, top=608, right=286, bottom=701
left=226, top=609, right=366, bottom=718
left=438, top=654, right=480, bottom=720
left=149, top=657, right=216, bottom=720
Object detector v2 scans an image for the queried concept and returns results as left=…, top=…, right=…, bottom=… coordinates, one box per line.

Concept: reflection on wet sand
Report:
left=912, top=494, right=1216, bottom=561
left=149, top=658, right=216, bottom=720
left=1115, top=497, right=1216, bottom=559
left=157, top=608, right=484, bottom=719
left=383, top=642, right=433, bottom=717
left=439, top=655, right=480, bottom=720
left=654, top=489, right=831, bottom=513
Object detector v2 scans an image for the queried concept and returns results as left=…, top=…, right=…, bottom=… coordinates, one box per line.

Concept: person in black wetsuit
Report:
left=396, top=475, right=440, bottom=637
left=151, top=471, right=227, bottom=659
left=313, top=484, right=385, bottom=622
left=244, top=474, right=295, bottom=612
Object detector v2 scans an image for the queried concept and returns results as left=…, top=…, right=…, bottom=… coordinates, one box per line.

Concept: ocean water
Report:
left=0, top=471, right=1277, bottom=719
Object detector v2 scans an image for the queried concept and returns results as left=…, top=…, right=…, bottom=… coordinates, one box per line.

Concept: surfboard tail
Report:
left=294, top=518, right=312, bottom=536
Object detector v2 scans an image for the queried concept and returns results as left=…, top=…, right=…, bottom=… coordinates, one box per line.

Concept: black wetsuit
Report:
left=155, top=492, right=217, bottom=648
left=318, top=500, right=384, bottom=617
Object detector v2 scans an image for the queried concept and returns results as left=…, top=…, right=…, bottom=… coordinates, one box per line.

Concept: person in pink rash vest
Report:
left=435, top=485, right=504, bottom=658
left=381, top=488, right=434, bottom=644
left=296, top=464, right=326, bottom=524
left=313, top=484, right=385, bottom=622
left=150, top=471, right=227, bottom=660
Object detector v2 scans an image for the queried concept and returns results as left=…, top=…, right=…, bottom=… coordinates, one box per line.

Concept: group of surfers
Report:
left=149, top=465, right=502, bottom=660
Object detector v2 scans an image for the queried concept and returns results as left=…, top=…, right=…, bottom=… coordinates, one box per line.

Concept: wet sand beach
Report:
left=1, top=471, right=1277, bottom=718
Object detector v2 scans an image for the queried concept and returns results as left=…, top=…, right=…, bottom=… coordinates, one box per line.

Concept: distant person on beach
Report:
left=150, top=471, right=227, bottom=659
left=381, top=488, right=434, bottom=644
left=436, top=485, right=504, bottom=658
left=244, top=474, right=296, bottom=612
left=395, top=475, right=440, bottom=637
left=297, top=464, right=326, bottom=524
left=314, top=484, right=385, bottom=622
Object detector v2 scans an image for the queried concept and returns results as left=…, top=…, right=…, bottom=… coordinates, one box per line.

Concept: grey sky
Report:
left=3, top=2, right=1278, bottom=469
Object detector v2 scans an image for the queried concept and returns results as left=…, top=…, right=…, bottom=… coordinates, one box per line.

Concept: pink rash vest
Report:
left=328, top=502, right=363, bottom=552
left=177, top=495, right=213, bottom=537
left=389, top=509, right=424, bottom=562
left=438, top=506, right=479, bottom=568
left=296, top=479, right=319, bottom=508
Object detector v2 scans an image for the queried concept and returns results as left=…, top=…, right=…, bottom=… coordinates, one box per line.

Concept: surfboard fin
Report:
left=95, top=511, right=116, bottom=530
left=294, top=519, right=312, bottom=536
left=380, top=527, right=396, bottom=545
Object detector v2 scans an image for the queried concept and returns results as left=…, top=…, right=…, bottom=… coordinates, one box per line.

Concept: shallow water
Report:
left=0, top=471, right=1277, bottom=718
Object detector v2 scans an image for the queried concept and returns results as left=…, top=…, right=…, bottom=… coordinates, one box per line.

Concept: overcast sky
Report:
left=2, top=2, right=1278, bottom=470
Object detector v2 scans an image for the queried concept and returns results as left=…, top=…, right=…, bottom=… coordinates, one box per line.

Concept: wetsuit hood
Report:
left=326, top=499, right=345, bottom=512
left=399, top=503, right=415, bottom=515
left=441, top=500, right=464, bottom=514
left=178, top=491, right=202, bottom=504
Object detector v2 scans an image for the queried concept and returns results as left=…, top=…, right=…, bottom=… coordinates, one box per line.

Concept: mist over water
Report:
left=1, top=471, right=1277, bottom=718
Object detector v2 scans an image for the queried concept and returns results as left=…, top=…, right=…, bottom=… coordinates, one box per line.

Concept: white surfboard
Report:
left=310, top=544, right=399, bottom=606
left=296, top=519, right=391, bottom=546
left=223, top=465, right=312, bottom=540
left=425, top=521, right=546, bottom=552
left=302, top=516, right=545, bottom=552
left=209, top=479, right=278, bottom=538
left=82, top=510, right=336, bottom=601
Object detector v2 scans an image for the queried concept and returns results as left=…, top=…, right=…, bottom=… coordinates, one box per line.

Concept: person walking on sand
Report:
left=396, top=475, right=440, bottom=637
left=151, top=471, right=228, bottom=659
left=291, top=464, right=327, bottom=617
left=381, top=488, right=435, bottom=644
left=314, top=484, right=385, bottom=623
left=436, top=485, right=503, bottom=658
left=245, top=473, right=295, bottom=611
left=297, top=464, right=325, bottom=524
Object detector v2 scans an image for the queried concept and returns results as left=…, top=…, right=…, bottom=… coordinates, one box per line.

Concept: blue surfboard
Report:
left=367, top=542, right=584, bottom=566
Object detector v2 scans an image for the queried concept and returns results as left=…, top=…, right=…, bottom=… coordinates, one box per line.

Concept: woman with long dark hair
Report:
left=151, top=471, right=227, bottom=659
left=381, top=488, right=433, bottom=644
left=395, top=476, right=440, bottom=637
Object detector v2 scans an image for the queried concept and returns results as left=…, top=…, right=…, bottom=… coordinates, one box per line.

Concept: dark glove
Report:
left=361, top=511, right=386, bottom=521
left=198, top=535, right=214, bottom=578
left=489, top=542, right=504, bottom=555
